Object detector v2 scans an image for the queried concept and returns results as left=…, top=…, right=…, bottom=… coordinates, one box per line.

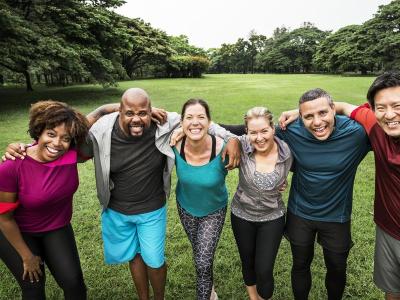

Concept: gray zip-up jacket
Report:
left=231, top=135, right=293, bottom=222
left=81, top=111, right=180, bottom=210
left=80, top=112, right=235, bottom=211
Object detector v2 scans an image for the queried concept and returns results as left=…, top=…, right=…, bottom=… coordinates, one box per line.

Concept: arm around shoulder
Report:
left=334, top=102, right=358, bottom=117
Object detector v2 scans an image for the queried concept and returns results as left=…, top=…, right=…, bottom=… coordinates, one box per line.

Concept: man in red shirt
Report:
left=336, top=72, right=400, bottom=300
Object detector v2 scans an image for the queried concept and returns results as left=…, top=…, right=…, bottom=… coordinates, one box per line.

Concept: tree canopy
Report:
left=1, top=0, right=399, bottom=90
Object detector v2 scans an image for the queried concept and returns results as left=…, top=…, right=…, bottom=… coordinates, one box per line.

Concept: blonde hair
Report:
left=244, top=106, right=274, bottom=128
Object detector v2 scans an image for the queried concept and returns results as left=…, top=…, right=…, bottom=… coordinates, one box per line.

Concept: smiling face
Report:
left=247, top=117, right=275, bottom=153
left=119, top=92, right=151, bottom=137
left=374, top=86, right=400, bottom=138
left=36, top=123, right=71, bottom=162
left=300, top=97, right=336, bottom=140
left=181, top=103, right=210, bottom=141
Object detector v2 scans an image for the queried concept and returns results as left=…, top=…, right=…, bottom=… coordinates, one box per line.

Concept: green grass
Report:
left=0, top=74, right=379, bottom=299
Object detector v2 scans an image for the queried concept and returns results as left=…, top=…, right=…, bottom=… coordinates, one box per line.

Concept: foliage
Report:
left=1, top=0, right=400, bottom=89
left=0, top=0, right=133, bottom=90
left=0, top=1, right=208, bottom=90
left=166, top=55, right=210, bottom=78
left=121, top=17, right=174, bottom=78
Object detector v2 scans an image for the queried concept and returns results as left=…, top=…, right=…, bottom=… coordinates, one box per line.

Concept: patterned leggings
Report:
left=177, top=203, right=227, bottom=300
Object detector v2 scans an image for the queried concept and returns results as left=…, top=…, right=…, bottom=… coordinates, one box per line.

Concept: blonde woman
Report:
left=230, top=107, right=292, bottom=300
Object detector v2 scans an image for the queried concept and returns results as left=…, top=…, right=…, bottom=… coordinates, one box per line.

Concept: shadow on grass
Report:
left=0, top=85, right=123, bottom=112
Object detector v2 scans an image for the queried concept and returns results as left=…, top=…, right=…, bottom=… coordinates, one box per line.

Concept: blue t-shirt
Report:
left=276, top=115, right=370, bottom=222
left=173, top=147, right=228, bottom=217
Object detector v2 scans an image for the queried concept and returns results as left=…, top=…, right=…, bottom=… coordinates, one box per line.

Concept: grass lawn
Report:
left=0, top=74, right=379, bottom=299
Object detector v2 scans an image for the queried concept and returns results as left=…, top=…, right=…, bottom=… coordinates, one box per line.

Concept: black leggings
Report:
left=231, top=213, right=285, bottom=299
left=0, top=224, right=86, bottom=300
left=290, top=243, right=349, bottom=300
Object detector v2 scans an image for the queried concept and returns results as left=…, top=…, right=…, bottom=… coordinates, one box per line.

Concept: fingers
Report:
left=169, top=129, right=184, bottom=146
left=33, top=269, right=41, bottom=282
left=151, top=108, right=167, bottom=125
left=29, top=271, right=34, bottom=283
left=4, top=143, right=26, bottom=160
left=223, top=147, right=240, bottom=170
left=278, top=114, right=288, bottom=130
left=221, top=147, right=227, bottom=163
left=169, top=132, right=177, bottom=146
left=278, top=180, right=288, bottom=192
left=223, top=138, right=240, bottom=170
left=19, top=143, right=27, bottom=152
left=159, top=110, right=167, bottom=123
left=151, top=116, right=160, bottom=125
left=23, top=256, right=43, bottom=283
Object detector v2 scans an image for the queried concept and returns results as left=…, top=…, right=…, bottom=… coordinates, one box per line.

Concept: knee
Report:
left=20, top=280, right=46, bottom=300
left=326, top=261, right=347, bottom=274
left=292, top=258, right=311, bottom=272
left=58, top=271, right=86, bottom=292
left=324, top=251, right=348, bottom=273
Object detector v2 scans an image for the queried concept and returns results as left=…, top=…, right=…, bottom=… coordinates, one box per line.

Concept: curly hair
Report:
left=28, top=100, right=88, bottom=147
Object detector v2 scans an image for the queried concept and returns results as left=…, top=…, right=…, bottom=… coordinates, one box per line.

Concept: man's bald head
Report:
left=118, top=88, right=152, bottom=137
left=121, top=88, right=151, bottom=109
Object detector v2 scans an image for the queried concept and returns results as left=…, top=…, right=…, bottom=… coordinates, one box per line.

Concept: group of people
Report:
left=0, top=71, right=399, bottom=300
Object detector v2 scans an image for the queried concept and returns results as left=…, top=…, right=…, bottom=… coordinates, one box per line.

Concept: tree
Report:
left=363, top=0, right=400, bottom=71
left=121, top=18, right=173, bottom=78
left=0, top=0, right=130, bottom=90
left=313, top=25, right=374, bottom=74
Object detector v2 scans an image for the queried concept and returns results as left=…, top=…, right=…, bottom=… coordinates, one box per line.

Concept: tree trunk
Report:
left=23, top=70, right=33, bottom=91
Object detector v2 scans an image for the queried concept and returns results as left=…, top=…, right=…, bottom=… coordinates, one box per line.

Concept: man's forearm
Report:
left=86, top=103, right=119, bottom=127
left=334, top=102, right=358, bottom=117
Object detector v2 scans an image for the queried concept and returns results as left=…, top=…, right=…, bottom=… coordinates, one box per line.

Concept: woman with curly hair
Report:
left=0, top=101, right=88, bottom=300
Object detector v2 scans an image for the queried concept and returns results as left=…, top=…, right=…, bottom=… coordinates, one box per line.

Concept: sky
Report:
left=115, top=0, right=392, bottom=49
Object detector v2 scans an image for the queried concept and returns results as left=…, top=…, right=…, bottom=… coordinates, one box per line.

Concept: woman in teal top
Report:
left=174, top=98, right=228, bottom=300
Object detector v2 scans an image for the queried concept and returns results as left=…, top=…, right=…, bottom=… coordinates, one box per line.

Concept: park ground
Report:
left=0, top=74, right=379, bottom=299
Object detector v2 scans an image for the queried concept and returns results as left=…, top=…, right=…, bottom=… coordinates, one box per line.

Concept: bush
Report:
left=166, top=55, right=210, bottom=78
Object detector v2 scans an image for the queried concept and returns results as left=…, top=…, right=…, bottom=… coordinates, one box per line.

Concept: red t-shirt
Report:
left=351, top=104, right=400, bottom=240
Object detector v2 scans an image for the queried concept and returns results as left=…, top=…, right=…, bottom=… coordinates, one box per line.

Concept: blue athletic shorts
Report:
left=101, top=205, right=166, bottom=268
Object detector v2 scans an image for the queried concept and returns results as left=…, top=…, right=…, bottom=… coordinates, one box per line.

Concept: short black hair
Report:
left=367, top=71, right=400, bottom=108
left=299, top=88, right=333, bottom=106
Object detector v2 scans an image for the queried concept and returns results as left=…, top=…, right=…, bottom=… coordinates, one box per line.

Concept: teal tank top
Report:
left=173, top=144, right=228, bottom=217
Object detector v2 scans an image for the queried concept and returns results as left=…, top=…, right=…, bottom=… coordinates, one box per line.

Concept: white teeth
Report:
left=387, top=121, right=399, bottom=127
left=190, top=129, right=201, bottom=134
left=314, top=127, right=325, bottom=133
left=46, top=146, right=59, bottom=154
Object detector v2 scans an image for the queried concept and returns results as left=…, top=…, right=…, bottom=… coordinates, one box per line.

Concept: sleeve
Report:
left=208, top=123, right=238, bottom=143
left=350, top=103, right=377, bottom=135
left=76, top=134, right=94, bottom=162
left=0, top=161, right=18, bottom=193
left=0, top=202, right=19, bottom=214
left=218, top=124, right=246, bottom=136
left=166, top=112, right=181, bottom=130
left=274, top=125, right=285, bottom=140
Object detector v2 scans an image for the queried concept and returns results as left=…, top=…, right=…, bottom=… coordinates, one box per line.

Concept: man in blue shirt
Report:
left=279, top=88, right=369, bottom=300
left=223, top=88, right=370, bottom=300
